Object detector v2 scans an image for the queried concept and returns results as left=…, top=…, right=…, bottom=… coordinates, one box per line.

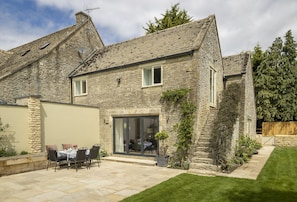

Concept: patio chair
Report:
left=45, top=145, right=57, bottom=159
left=47, top=149, right=63, bottom=172
left=62, top=144, right=73, bottom=150
left=69, top=149, right=87, bottom=171
left=87, top=145, right=100, bottom=169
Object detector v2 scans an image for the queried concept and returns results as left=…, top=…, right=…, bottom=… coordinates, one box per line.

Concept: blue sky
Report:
left=1, top=0, right=297, bottom=56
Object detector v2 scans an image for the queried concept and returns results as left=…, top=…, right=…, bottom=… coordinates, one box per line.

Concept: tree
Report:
left=144, top=3, right=192, bottom=34
left=277, top=30, right=297, bottom=121
left=254, top=38, right=281, bottom=121
left=252, top=44, right=264, bottom=73
left=253, top=30, right=297, bottom=122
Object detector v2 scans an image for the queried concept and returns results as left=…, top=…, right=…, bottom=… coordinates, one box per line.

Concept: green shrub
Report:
left=100, top=149, right=108, bottom=157
left=20, top=151, right=29, bottom=155
left=0, top=148, right=17, bottom=157
left=222, top=135, right=262, bottom=172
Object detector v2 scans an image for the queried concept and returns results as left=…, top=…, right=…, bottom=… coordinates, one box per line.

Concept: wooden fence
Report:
left=262, top=121, right=297, bottom=136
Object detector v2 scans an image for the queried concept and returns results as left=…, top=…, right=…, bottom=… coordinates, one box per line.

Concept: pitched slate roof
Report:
left=0, top=12, right=95, bottom=80
left=223, top=52, right=250, bottom=76
left=0, top=26, right=78, bottom=79
left=0, top=50, right=13, bottom=66
left=70, top=15, right=216, bottom=77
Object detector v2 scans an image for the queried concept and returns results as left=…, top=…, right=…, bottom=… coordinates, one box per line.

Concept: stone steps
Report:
left=193, top=151, right=212, bottom=158
left=191, top=157, right=214, bottom=164
left=195, top=146, right=212, bottom=152
left=102, top=156, right=156, bottom=166
left=190, top=109, right=218, bottom=173
left=189, top=162, right=218, bottom=171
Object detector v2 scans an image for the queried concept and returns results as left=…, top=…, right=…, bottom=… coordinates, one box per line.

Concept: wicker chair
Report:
left=87, top=145, right=100, bottom=169
left=69, top=149, right=87, bottom=171
left=47, top=149, right=63, bottom=172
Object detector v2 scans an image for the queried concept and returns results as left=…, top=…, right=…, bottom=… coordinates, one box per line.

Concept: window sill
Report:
left=74, top=94, right=88, bottom=97
left=142, top=84, right=163, bottom=89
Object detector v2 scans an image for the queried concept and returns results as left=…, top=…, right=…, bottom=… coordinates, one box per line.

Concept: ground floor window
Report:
left=113, top=116, right=159, bottom=156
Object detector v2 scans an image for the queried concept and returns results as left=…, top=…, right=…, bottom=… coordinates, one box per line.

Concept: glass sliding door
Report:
left=113, top=116, right=158, bottom=156
left=114, top=118, right=125, bottom=153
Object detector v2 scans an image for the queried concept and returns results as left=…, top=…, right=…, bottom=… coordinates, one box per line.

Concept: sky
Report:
left=0, top=0, right=296, bottom=56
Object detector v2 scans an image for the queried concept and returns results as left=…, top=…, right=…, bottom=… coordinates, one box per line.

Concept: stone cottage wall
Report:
left=73, top=55, right=199, bottom=154
left=0, top=14, right=103, bottom=104
left=242, top=54, right=257, bottom=137
left=194, top=19, right=224, bottom=141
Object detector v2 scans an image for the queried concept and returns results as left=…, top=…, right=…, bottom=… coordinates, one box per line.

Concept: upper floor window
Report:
left=210, top=67, right=216, bottom=105
left=74, top=79, right=87, bottom=96
left=142, top=65, right=162, bottom=87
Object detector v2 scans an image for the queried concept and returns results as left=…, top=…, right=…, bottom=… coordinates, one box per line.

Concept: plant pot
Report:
left=156, top=156, right=168, bottom=167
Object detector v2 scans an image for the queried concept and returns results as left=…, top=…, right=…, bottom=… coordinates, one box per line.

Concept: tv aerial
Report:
left=84, top=7, right=100, bottom=15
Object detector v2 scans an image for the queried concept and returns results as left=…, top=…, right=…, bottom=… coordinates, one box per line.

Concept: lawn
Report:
left=122, top=147, right=297, bottom=202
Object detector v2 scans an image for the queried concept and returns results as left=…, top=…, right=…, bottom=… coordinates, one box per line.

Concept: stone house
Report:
left=223, top=52, right=257, bottom=140
left=0, top=12, right=103, bottom=104
left=0, top=12, right=256, bottom=167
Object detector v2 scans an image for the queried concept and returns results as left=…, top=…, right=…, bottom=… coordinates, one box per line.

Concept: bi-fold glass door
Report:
left=113, top=116, right=159, bottom=156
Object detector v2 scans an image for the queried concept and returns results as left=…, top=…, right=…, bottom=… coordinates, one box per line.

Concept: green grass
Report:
left=122, top=147, right=297, bottom=202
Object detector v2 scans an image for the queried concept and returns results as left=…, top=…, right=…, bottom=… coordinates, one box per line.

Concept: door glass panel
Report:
left=143, top=117, right=158, bottom=155
left=128, top=117, right=141, bottom=155
left=114, top=118, right=125, bottom=153
left=114, top=116, right=158, bottom=156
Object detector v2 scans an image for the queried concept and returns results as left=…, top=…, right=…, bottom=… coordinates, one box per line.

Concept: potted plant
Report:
left=154, top=131, right=169, bottom=167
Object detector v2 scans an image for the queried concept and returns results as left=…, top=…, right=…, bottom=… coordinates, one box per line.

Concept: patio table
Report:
left=58, top=149, right=89, bottom=167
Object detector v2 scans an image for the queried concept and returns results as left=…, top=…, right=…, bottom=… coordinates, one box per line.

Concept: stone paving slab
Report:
left=0, top=161, right=185, bottom=202
left=0, top=146, right=275, bottom=201
left=217, top=145, right=275, bottom=180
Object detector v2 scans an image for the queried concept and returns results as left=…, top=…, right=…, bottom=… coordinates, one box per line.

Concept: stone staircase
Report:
left=189, top=109, right=218, bottom=175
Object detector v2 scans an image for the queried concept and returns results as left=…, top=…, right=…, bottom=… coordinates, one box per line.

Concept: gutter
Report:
left=69, top=50, right=194, bottom=78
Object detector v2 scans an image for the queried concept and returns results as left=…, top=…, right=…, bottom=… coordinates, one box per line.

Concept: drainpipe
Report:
left=70, top=77, right=73, bottom=104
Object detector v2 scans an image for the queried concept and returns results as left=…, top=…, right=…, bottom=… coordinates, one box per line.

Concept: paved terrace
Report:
left=0, top=146, right=274, bottom=202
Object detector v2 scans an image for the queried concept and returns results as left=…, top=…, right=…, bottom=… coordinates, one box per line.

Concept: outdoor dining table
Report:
left=57, top=149, right=90, bottom=167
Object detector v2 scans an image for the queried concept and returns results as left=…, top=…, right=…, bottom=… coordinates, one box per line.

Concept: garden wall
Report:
left=0, top=153, right=47, bottom=176
left=0, top=96, right=100, bottom=154
left=0, top=105, right=29, bottom=153
left=262, top=122, right=297, bottom=146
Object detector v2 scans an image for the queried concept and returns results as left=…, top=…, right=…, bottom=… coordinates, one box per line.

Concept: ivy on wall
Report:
left=211, top=82, right=242, bottom=166
left=160, top=88, right=196, bottom=169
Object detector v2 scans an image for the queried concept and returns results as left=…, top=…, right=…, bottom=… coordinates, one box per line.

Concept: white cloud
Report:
left=1, top=0, right=297, bottom=56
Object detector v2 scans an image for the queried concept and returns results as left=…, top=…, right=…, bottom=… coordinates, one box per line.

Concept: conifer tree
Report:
left=253, top=30, right=297, bottom=122
left=144, top=3, right=192, bottom=34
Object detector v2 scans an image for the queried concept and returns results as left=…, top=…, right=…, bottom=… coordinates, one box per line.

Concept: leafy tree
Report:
left=253, top=30, right=297, bottom=122
left=252, top=44, right=264, bottom=73
left=144, top=3, right=192, bottom=34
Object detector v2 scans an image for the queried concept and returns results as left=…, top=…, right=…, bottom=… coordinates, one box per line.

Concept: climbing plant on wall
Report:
left=160, top=88, right=196, bottom=169
left=211, top=82, right=242, bottom=166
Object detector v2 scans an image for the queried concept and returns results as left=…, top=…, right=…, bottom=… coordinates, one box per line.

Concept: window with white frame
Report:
left=209, top=67, right=216, bottom=105
left=142, top=65, right=162, bottom=87
left=74, top=79, right=87, bottom=96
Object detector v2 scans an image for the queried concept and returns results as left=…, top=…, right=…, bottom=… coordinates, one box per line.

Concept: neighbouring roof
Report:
left=0, top=50, right=13, bottom=66
left=70, top=15, right=216, bottom=77
left=0, top=12, right=94, bottom=80
left=223, top=52, right=250, bottom=77
left=0, top=26, right=77, bottom=78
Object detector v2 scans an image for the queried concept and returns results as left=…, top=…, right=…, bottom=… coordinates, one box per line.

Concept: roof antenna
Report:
left=84, top=7, right=100, bottom=15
